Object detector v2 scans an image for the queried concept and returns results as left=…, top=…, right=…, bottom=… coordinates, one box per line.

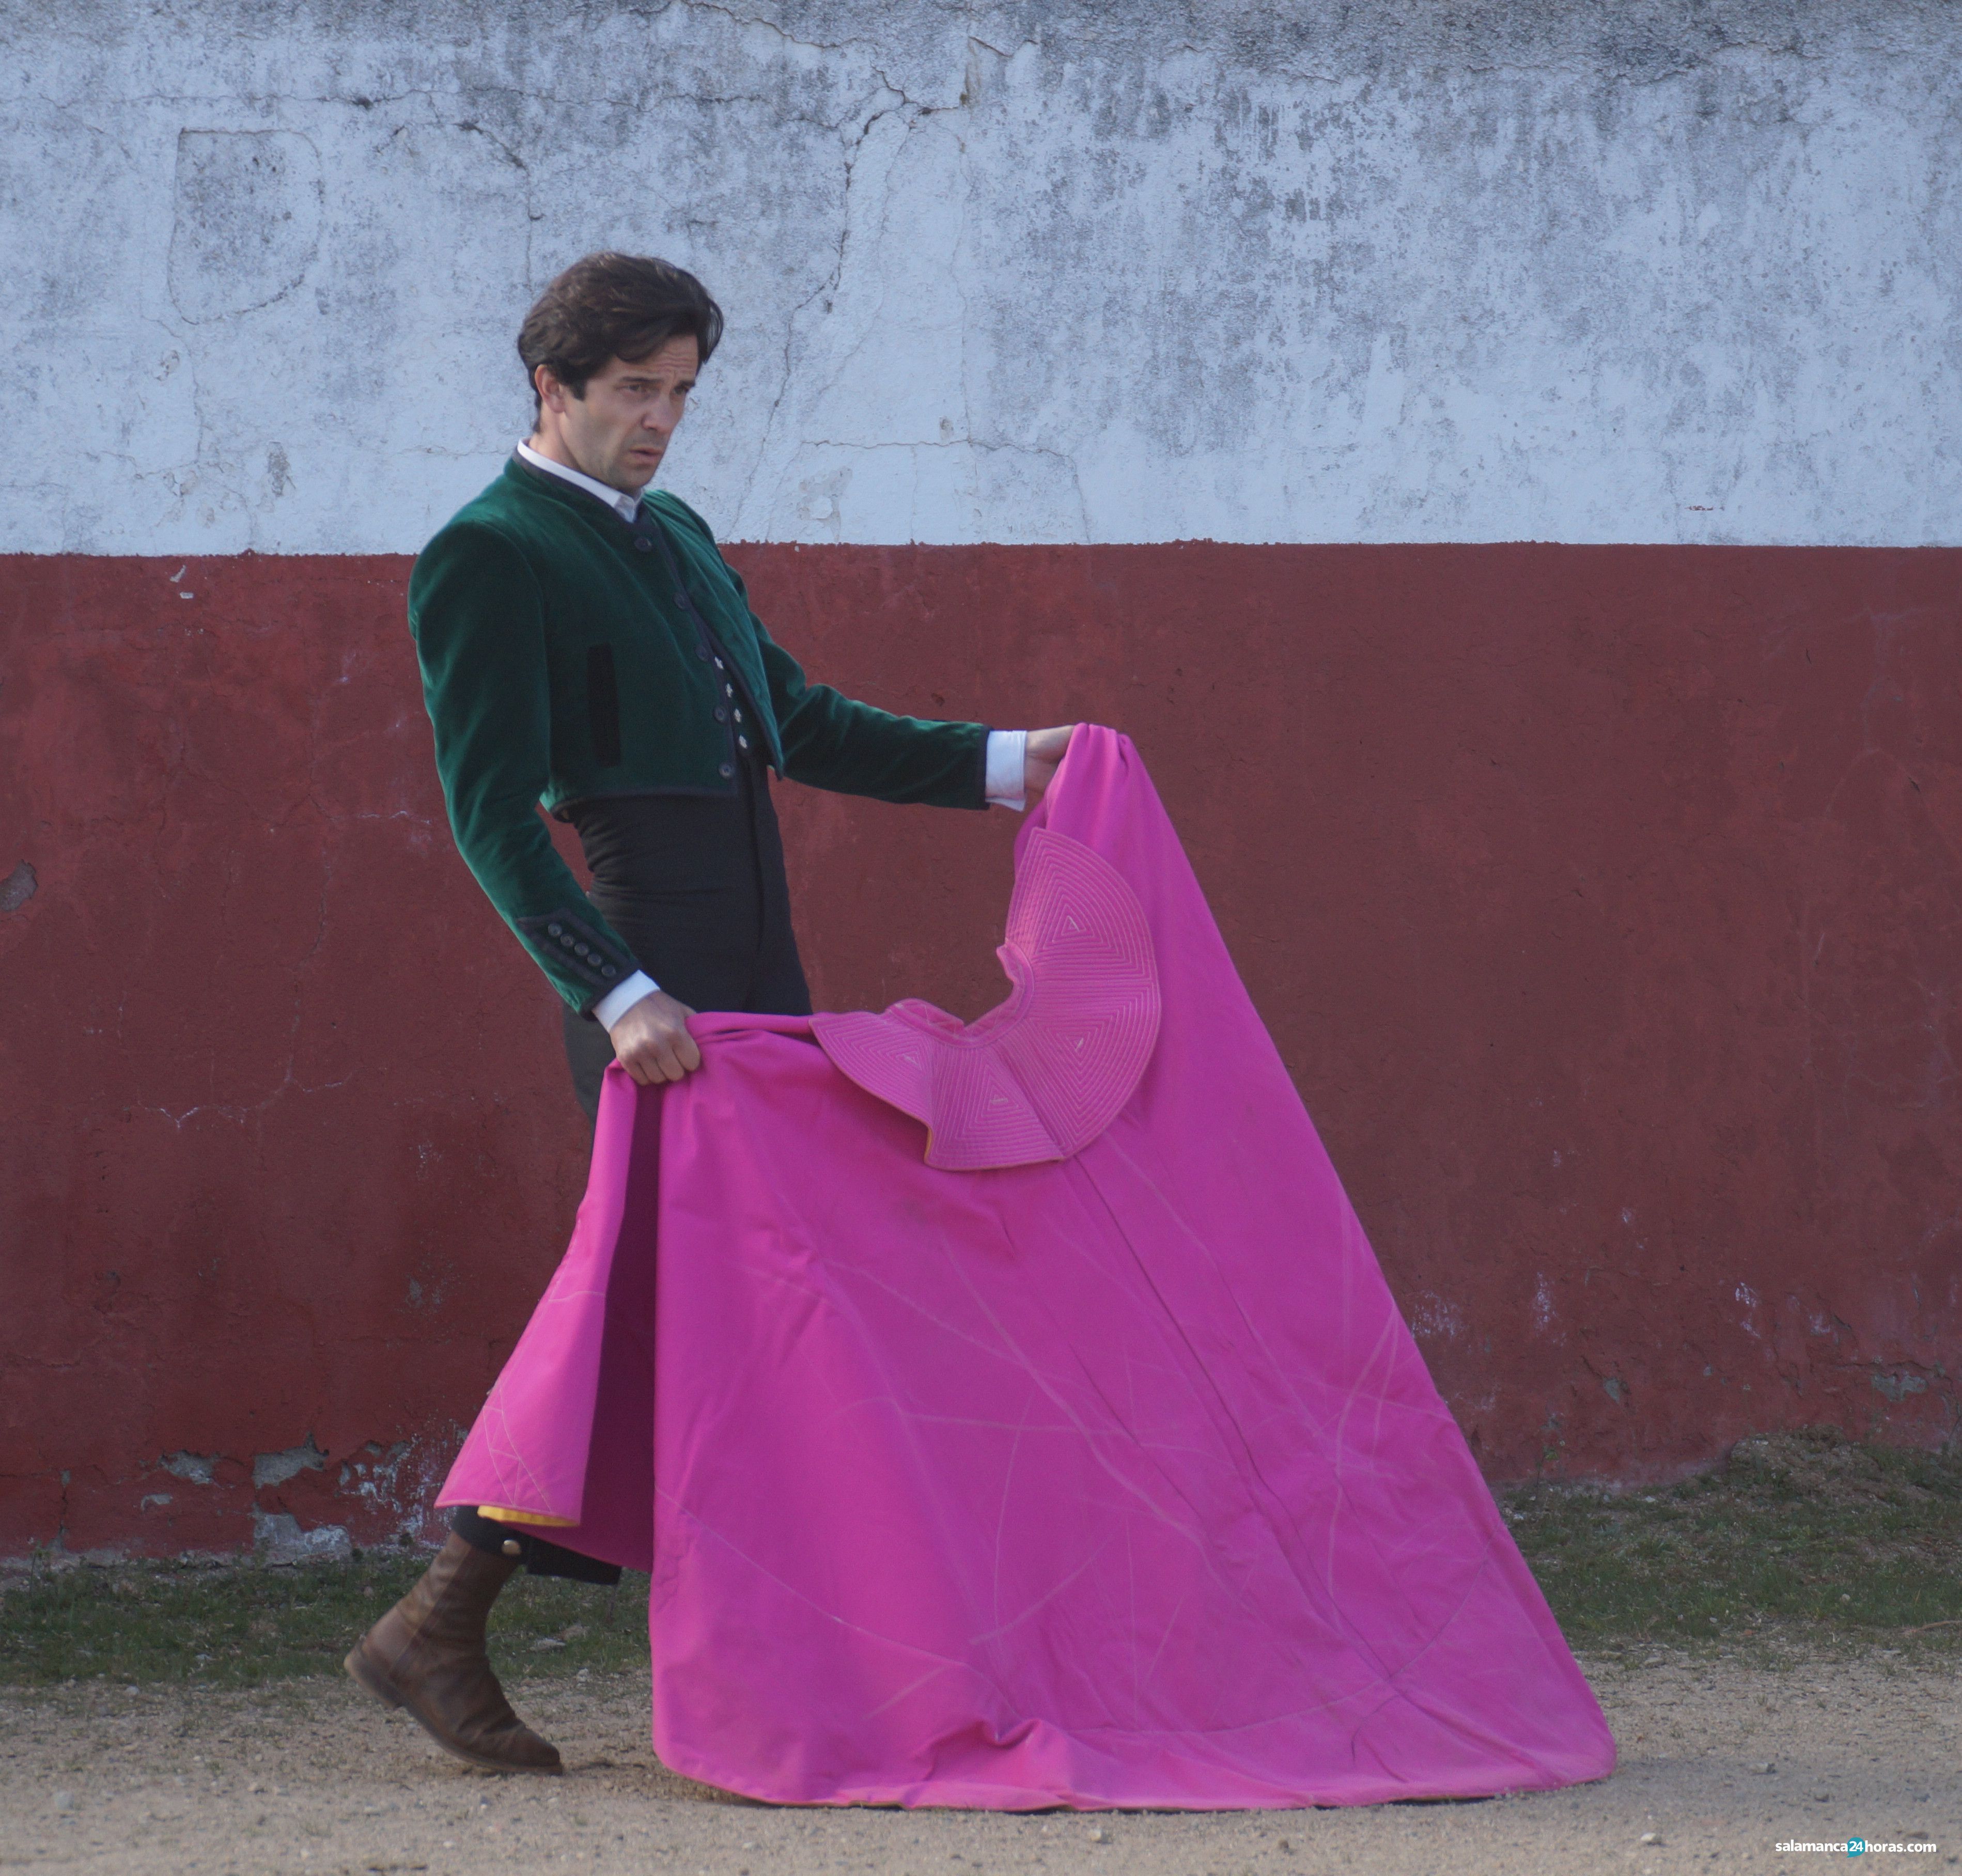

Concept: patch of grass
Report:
left=0, top=1551, right=652, bottom=1688
left=1501, top=1428, right=1962, bottom=1655
left=4, top=1431, right=1955, bottom=1687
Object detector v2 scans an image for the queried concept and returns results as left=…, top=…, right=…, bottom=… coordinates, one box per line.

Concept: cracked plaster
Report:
left=2, top=0, right=1958, bottom=551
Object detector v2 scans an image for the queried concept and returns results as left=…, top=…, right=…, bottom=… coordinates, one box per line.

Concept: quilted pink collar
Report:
left=812, top=826, right=1161, bottom=1170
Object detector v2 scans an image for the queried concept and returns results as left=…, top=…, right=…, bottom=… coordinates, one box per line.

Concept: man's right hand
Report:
left=608, top=989, right=704, bottom=1085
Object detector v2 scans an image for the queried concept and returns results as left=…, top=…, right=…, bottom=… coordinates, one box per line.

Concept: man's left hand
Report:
left=1022, top=726, right=1075, bottom=799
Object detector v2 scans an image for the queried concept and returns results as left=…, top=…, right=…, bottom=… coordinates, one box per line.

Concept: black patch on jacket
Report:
left=586, top=645, right=622, bottom=767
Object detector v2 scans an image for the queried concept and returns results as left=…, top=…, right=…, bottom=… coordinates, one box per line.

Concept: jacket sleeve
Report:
left=408, top=520, right=643, bottom=1018
left=665, top=499, right=988, bottom=808
left=755, top=607, right=989, bottom=808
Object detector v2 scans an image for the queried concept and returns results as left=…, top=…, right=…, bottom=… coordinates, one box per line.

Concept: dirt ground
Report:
left=1, top=1647, right=1956, bottom=1875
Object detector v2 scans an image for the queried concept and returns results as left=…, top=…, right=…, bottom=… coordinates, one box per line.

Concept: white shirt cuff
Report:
left=984, top=729, right=1027, bottom=811
left=593, top=970, right=659, bottom=1031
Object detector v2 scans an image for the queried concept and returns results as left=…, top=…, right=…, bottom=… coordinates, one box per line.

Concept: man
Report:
left=344, top=252, right=1072, bottom=1773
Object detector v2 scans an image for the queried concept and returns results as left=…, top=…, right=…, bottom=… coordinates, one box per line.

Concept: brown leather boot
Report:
left=345, top=1533, right=563, bottom=1774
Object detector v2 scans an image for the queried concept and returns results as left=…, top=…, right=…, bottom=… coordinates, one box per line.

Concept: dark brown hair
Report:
left=517, top=252, right=724, bottom=411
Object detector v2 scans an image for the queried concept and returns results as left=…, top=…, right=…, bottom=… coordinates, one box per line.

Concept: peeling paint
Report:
left=251, top=1436, right=326, bottom=1488
left=1409, top=1294, right=1466, bottom=1342
left=1532, top=1275, right=1556, bottom=1336
left=337, top=1439, right=415, bottom=1515
left=252, top=1510, right=352, bottom=1564
left=158, top=1451, right=218, bottom=1483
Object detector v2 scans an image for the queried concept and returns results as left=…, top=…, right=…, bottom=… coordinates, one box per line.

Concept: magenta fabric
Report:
left=811, top=822, right=1161, bottom=1168
left=439, top=726, right=1615, bottom=1809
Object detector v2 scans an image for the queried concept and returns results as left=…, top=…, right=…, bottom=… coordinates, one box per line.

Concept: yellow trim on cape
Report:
left=475, top=1505, right=579, bottom=1528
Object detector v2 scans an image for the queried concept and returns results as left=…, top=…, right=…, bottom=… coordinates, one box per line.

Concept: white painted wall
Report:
left=4, top=1, right=1957, bottom=551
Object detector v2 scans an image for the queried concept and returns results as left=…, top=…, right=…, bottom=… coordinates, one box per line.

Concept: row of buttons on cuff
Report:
left=544, top=921, right=619, bottom=980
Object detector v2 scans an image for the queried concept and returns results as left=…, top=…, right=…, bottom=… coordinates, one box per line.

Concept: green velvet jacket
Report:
left=408, top=455, right=989, bottom=1018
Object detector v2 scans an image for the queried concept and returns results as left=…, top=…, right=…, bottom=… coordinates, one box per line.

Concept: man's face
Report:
left=533, top=334, right=700, bottom=493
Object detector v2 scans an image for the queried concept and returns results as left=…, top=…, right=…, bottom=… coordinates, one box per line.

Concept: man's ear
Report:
left=534, top=364, right=567, bottom=414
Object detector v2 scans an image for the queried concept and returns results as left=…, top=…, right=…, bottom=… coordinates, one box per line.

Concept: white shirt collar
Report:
left=516, top=440, right=644, bottom=521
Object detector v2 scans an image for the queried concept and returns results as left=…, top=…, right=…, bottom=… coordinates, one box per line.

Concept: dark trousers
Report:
left=452, top=746, right=813, bottom=1582
left=559, top=745, right=813, bottom=1125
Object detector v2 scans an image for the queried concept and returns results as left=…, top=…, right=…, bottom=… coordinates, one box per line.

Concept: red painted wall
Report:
left=3, top=545, right=1957, bottom=1558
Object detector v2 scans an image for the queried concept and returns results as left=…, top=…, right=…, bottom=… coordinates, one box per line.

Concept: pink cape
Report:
left=440, top=727, right=1615, bottom=1809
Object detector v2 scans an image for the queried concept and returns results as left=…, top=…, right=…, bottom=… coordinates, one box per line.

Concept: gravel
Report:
left=1, top=1645, right=1956, bottom=1873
